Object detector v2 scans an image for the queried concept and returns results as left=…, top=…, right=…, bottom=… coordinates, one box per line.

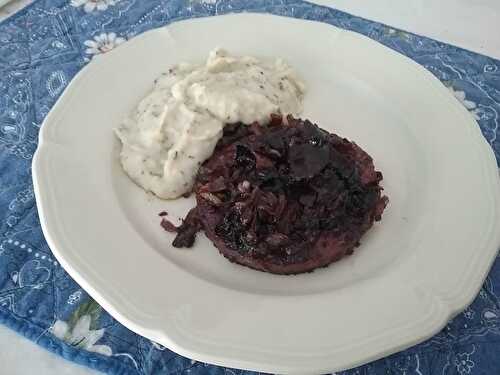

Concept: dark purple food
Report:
left=163, top=115, right=388, bottom=274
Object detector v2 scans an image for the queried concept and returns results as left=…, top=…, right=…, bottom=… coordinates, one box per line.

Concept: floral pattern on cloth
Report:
left=83, top=32, right=126, bottom=58
left=50, top=299, right=112, bottom=356
left=0, top=0, right=499, bottom=374
left=70, top=0, right=120, bottom=13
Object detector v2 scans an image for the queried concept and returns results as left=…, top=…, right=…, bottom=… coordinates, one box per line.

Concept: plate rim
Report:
left=32, top=13, right=500, bottom=374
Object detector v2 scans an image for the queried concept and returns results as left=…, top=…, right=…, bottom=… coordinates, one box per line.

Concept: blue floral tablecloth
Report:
left=0, top=0, right=499, bottom=374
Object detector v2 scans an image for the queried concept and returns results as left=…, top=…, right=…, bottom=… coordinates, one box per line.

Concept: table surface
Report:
left=1, top=0, right=499, bottom=374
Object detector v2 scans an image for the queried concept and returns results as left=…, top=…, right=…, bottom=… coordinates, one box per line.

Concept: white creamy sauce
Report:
left=115, top=49, right=305, bottom=199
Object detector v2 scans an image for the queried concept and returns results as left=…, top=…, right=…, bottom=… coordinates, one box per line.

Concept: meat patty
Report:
left=163, top=115, right=388, bottom=274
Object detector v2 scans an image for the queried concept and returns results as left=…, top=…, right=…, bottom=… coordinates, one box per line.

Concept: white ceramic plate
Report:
left=32, top=14, right=500, bottom=374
